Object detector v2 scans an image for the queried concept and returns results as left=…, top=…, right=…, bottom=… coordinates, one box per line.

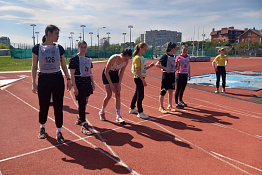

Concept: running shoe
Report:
left=167, top=105, right=176, bottom=112
left=75, top=116, right=82, bottom=125
left=129, top=108, right=138, bottom=114
left=175, top=104, right=184, bottom=109
left=222, top=89, right=226, bottom=93
left=81, top=123, right=93, bottom=135
left=56, top=132, right=65, bottom=143
left=215, top=90, right=219, bottom=93
left=116, top=116, right=125, bottom=124
left=99, top=112, right=106, bottom=121
left=38, top=127, right=46, bottom=139
left=159, top=107, right=168, bottom=114
left=137, top=112, right=149, bottom=119
left=179, top=101, right=187, bottom=107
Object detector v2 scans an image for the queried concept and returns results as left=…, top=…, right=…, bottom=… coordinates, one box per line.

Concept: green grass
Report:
left=0, top=56, right=32, bottom=71
left=0, top=55, right=108, bottom=72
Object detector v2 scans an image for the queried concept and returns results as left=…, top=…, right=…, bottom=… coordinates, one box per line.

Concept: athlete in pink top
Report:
left=175, top=43, right=190, bottom=109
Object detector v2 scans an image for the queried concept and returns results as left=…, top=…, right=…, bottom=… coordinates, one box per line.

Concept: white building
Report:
left=141, top=30, right=182, bottom=47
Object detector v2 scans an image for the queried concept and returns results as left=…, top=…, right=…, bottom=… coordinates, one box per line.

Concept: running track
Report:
left=0, top=58, right=261, bottom=175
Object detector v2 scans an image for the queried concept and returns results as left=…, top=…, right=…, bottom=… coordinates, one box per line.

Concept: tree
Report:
left=135, top=37, right=141, bottom=45
left=0, top=43, right=10, bottom=49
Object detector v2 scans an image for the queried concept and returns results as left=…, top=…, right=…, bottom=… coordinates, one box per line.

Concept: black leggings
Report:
left=38, top=72, right=65, bottom=128
left=175, top=73, right=188, bottom=104
left=75, top=77, right=93, bottom=123
left=130, top=78, right=144, bottom=113
left=216, top=66, right=226, bottom=88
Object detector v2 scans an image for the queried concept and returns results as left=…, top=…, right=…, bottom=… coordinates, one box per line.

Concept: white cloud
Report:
left=241, top=8, right=262, bottom=18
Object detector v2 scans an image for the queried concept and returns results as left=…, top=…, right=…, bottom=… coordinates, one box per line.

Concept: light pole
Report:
left=30, top=24, right=36, bottom=45
left=79, top=33, right=82, bottom=41
left=89, top=32, right=93, bottom=50
left=97, top=27, right=106, bottom=58
left=35, top=32, right=39, bottom=44
left=122, top=33, right=126, bottom=48
left=70, top=32, right=74, bottom=51
left=76, top=40, right=79, bottom=49
left=128, top=25, right=133, bottom=48
left=80, top=25, right=86, bottom=41
left=69, top=37, right=72, bottom=50
left=202, top=33, right=205, bottom=56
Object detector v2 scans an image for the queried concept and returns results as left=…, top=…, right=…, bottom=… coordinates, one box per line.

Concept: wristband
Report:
left=67, top=78, right=71, bottom=80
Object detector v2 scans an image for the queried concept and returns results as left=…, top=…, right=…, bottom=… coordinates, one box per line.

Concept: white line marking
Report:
left=211, top=151, right=262, bottom=172
left=69, top=91, right=140, bottom=175
left=3, top=89, right=140, bottom=175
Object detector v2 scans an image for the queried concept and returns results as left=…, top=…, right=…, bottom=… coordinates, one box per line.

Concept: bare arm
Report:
left=90, top=69, right=95, bottom=91
left=31, top=53, right=38, bottom=94
left=118, top=61, right=128, bottom=83
left=155, top=61, right=170, bottom=73
left=212, top=61, right=217, bottom=71
left=60, top=55, right=72, bottom=91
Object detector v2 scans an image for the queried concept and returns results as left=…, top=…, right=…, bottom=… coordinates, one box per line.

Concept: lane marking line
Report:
left=211, top=151, right=262, bottom=172
left=3, top=89, right=140, bottom=175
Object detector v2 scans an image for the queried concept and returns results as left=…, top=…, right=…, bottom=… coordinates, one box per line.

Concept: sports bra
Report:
left=110, top=55, right=126, bottom=71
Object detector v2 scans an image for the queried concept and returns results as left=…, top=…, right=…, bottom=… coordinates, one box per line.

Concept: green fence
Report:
left=10, top=47, right=221, bottom=59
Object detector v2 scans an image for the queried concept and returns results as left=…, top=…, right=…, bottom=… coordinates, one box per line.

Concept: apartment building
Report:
left=210, top=27, right=244, bottom=44
left=140, top=30, right=182, bottom=47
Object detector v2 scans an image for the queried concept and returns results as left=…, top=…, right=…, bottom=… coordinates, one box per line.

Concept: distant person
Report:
left=69, top=40, right=95, bottom=135
left=156, top=42, right=177, bottom=113
left=129, top=42, right=154, bottom=119
left=175, top=43, right=190, bottom=109
left=212, top=48, right=228, bottom=93
left=99, top=49, right=132, bottom=124
left=31, top=24, right=72, bottom=143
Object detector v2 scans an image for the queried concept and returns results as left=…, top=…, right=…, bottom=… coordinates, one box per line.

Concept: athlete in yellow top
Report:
left=212, top=48, right=228, bottom=93
left=130, top=42, right=154, bottom=119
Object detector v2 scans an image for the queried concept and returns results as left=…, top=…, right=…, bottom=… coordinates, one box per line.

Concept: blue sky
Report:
left=0, top=0, right=262, bottom=47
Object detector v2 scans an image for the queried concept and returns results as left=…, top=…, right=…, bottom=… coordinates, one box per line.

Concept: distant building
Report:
left=141, top=30, right=182, bottom=47
left=210, top=27, right=244, bottom=44
left=0, top=37, right=10, bottom=46
left=238, top=27, right=262, bottom=44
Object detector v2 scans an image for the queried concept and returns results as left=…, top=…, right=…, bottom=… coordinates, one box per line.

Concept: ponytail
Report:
left=133, top=42, right=147, bottom=57
left=42, top=24, right=60, bottom=43
left=166, top=42, right=177, bottom=52
left=42, top=35, right=46, bottom=43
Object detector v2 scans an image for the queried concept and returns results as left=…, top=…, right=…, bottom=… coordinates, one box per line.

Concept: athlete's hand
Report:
left=117, top=83, right=121, bottom=92
left=149, top=62, right=154, bottom=68
left=67, top=80, right=73, bottom=91
left=110, top=83, right=116, bottom=93
left=142, top=79, right=147, bottom=87
left=74, top=88, right=79, bottom=96
left=32, top=83, right=38, bottom=94
left=165, top=68, right=171, bottom=74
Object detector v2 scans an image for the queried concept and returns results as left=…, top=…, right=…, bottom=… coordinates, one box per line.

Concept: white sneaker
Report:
left=137, top=112, right=149, bottom=119
left=222, top=89, right=226, bottom=93
left=215, top=90, right=219, bottom=94
left=129, top=108, right=138, bottom=114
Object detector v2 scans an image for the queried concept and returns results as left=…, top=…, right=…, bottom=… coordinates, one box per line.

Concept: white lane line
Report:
left=211, top=151, right=262, bottom=172
left=148, top=118, right=252, bottom=175
left=123, top=72, right=262, bottom=139
left=69, top=91, right=140, bottom=175
left=94, top=76, right=254, bottom=174
left=2, top=89, right=140, bottom=175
